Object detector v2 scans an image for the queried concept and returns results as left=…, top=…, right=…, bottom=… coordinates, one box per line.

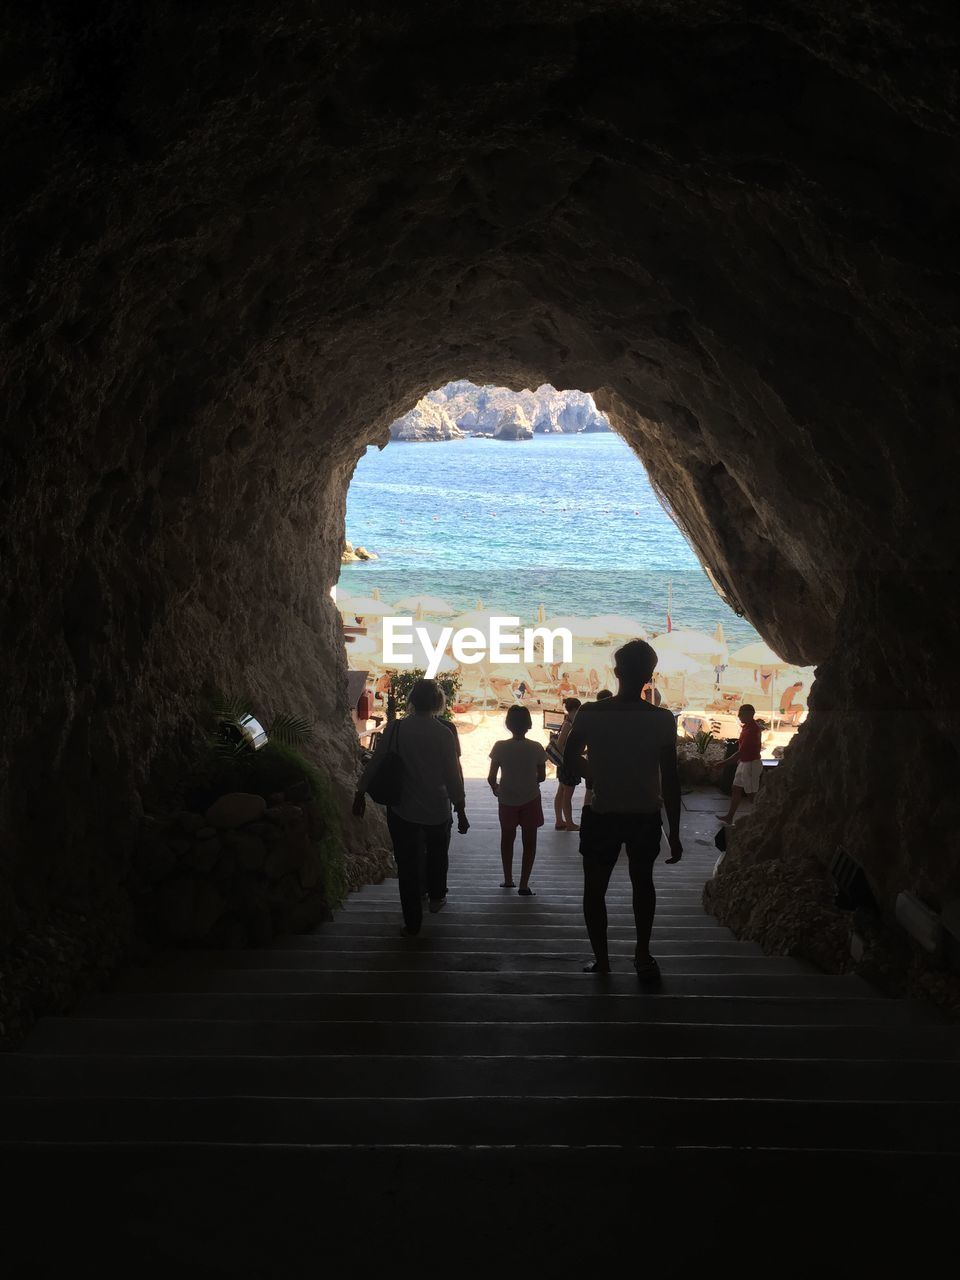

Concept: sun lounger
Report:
left=706, top=687, right=742, bottom=714
left=568, top=667, right=590, bottom=695
left=489, top=676, right=519, bottom=708
left=526, top=664, right=557, bottom=696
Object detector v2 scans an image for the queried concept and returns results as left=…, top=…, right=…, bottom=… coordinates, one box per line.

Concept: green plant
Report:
left=694, top=728, right=715, bottom=756
left=155, top=696, right=350, bottom=910
left=212, top=696, right=314, bottom=763
left=388, top=669, right=462, bottom=720
left=243, top=742, right=348, bottom=908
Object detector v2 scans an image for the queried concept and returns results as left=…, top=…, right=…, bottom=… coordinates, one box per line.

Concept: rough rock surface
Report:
left=409, top=380, right=610, bottom=435
left=204, top=793, right=267, bottom=830
left=390, top=397, right=463, bottom=441
left=492, top=404, right=534, bottom=440
left=1, top=4, right=959, bottom=991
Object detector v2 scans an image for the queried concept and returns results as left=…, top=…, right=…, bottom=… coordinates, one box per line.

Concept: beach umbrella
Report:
left=392, top=594, right=457, bottom=616
left=654, top=628, right=728, bottom=663
left=588, top=613, right=648, bottom=638
left=653, top=650, right=705, bottom=677
left=561, top=617, right=618, bottom=641
left=340, top=595, right=393, bottom=619
left=450, top=607, right=502, bottom=630
left=651, top=648, right=706, bottom=708
left=543, top=615, right=595, bottom=635
left=728, top=640, right=790, bottom=721
left=345, top=634, right=378, bottom=655
left=727, top=640, right=788, bottom=670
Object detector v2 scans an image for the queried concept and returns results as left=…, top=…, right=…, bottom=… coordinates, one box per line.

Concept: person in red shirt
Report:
left=715, top=703, right=763, bottom=825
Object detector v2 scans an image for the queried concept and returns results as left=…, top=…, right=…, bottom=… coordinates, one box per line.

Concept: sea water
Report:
left=338, top=432, right=763, bottom=650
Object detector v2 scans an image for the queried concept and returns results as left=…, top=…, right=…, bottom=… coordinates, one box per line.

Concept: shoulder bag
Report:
left=366, top=719, right=405, bottom=806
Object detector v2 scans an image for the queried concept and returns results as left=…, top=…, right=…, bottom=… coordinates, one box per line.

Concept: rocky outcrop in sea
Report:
left=389, top=380, right=611, bottom=440
left=390, top=398, right=464, bottom=441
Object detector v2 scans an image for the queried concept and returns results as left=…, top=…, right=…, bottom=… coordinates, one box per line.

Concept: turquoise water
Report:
left=339, top=433, right=762, bottom=649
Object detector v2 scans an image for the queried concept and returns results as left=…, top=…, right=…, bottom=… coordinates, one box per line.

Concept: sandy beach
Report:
left=447, top=701, right=798, bottom=780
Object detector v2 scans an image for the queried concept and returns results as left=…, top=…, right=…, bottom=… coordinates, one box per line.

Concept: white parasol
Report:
left=338, top=595, right=394, bottom=619
left=728, top=640, right=791, bottom=722
left=654, top=628, right=728, bottom=664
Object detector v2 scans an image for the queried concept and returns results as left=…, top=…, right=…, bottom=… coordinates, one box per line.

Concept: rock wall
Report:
left=134, top=789, right=369, bottom=950
left=389, top=398, right=463, bottom=441
left=1, top=3, right=959, bottom=986
left=406, top=381, right=610, bottom=436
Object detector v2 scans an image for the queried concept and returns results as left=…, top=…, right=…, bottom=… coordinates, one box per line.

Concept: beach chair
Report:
left=568, top=667, right=590, bottom=696
left=489, top=676, right=518, bottom=708
left=706, top=686, right=742, bottom=714
left=526, top=664, right=557, bottom=697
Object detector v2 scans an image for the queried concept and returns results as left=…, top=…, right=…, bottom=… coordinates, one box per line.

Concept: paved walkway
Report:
left=2, top=781, right=958, bottom=1274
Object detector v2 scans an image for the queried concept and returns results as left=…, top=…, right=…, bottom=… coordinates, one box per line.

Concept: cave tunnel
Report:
left=2, top=2, right=959, bottom=1269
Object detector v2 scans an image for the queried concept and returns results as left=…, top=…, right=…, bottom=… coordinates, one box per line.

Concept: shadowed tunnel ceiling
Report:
left=2, top=2, right=959, bottom=947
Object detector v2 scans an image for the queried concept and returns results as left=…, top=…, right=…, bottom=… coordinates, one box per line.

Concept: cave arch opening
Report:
left=333, top=379, right=815, bottom=780
left=1, top=1, right=957, bottom=998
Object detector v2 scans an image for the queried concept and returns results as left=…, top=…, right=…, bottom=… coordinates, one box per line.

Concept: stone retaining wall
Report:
left=133, top=789, right=344, bottom=948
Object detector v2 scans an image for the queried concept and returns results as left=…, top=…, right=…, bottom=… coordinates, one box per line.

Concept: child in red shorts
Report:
left=488, top=705, right=547, bottom=896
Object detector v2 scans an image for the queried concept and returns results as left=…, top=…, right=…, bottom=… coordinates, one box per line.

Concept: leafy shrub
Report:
left=166, top=696, right=349, bottom=908
left=694, top=729, right=715, bottom=756
left=388, top=669, right=462, bottom=720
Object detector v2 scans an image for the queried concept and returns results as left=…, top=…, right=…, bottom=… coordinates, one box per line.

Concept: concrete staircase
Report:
left=3, top=780, right=958, bottom=1274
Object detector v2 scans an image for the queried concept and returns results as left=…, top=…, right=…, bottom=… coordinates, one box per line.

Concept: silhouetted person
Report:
left=563, top=640, right=682, bottom=980
left=354, top=678, right=468, bottom=936
left=553, top=696, right=582, bottom=830
left=716, top=702, right=762, bottom=824
left=488, top=704, right=547, bottom=895
left=582, top=690, right=613, bottom=809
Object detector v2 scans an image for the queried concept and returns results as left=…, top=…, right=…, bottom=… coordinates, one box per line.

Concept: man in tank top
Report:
left=562, top=639, right=683, bottom=980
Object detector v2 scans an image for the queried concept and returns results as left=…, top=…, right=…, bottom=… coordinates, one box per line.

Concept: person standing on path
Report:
left=552, top=697, right=582, bottom=830
left=488, top=704, right=547, bottom=896
left=714, top=703, right=763, bottom=825
left=562, top=639, right=683, bottom=980
left=354, top=678, right=468, bottom=936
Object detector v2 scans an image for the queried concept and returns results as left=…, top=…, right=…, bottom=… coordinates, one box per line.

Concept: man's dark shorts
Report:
left=579, top=807, right=662, bottom=868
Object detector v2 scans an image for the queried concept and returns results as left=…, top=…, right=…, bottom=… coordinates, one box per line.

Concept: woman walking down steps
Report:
left=355, top=678, right=468, bottom=937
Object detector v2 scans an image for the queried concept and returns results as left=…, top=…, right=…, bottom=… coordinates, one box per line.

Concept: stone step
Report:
left=27, top=1017, right=960, bottom=1059
left=307, top=922, right=736, bottom=938
left=69, top=991, right=937, bottom=1026
left=3, top=1094, right=957, bottom=1151
left=114, top=968, right=878, bottom=999
left=343, top=893, right=710, bottom=906
left=264, top=935, right=760, bottom=955
left=3, top=1145, right=953, bottom=1274
left=151, top=949, right=798, bottom=973
left=337, top=907, right=720, bottom=922
left=3, top=1052, right=958, bottom=1101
